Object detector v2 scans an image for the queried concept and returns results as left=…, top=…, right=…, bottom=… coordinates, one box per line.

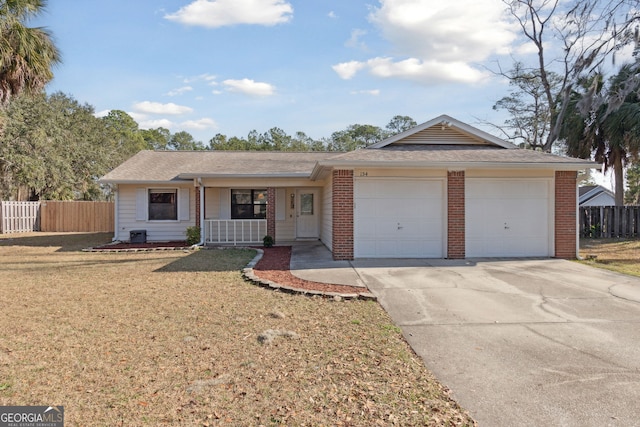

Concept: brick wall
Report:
left=332, top=170, right=354, bottom=260
left=555, top=171, right=577, bottom=259
left=267, top=187, right=276, bottom=242
left=447, top=171, right=465, bottom=259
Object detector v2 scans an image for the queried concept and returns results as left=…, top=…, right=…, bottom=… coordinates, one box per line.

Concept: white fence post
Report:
left=0, top=201, right=41, bottom=234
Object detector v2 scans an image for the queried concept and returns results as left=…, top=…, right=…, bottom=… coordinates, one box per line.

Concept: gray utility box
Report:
left=130, top=230, right=147, bottom=244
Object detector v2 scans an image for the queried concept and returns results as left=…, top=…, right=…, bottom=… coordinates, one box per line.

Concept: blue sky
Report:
left=32, top=0, right=633, bottom=150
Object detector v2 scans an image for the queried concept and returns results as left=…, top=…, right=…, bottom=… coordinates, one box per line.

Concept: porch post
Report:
left=195, top=186, right=201, bottom=229
left=267, top=187, right=276, bottom=242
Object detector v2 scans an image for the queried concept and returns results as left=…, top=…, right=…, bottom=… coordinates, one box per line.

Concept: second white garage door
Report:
left=354, top=179, right=444, bottom=258
left=465, top=179, right=552, bottom=257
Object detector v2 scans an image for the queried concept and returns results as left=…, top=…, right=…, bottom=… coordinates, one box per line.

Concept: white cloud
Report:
left=165, top=0, right=293, bottom=28
left=167, top=86, right=193, bottom=96
left=133, top=101, right=193, bottom=115
left=328, top=11, right=337, bottom=19
left=350, top=89, right=380, bottom=96
left=223, top=78, right=276, bottom=96
left=180, top=118, right=218, bottom=130
left=346, top=29, right=367, bottom=50
left=332, top=61, right=366, bottom=79
left=183, top=73, right=217, bottom=83
left=334, top=0, right=516, bottom=85
left=369, top=0, right=516, bottom=62
left=95, top=109, right=110, bottom=118
left=139, top=118, right=175, bottom=129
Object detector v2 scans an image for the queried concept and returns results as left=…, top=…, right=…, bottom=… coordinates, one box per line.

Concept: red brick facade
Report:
left=267, top=187, right=276, bottom=242
left=447, top=171, right=465, bottom=259
left=332, top=170, right=354, bottom=260
left=555, top=171, right=578, bottom=259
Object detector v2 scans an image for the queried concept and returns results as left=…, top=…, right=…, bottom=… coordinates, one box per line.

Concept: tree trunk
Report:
left=613, top=154, right=625, bottom=206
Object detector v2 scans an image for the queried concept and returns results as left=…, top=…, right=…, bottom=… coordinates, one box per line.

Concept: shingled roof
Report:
left=100, top=115, right=599, bottom=184
left=100, top=150, right=337, bottom=183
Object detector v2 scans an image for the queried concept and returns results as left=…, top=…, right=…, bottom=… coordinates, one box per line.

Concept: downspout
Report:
left=194, top=178, right=205, bottom=247
left=112, top=186, right=119, bottom=241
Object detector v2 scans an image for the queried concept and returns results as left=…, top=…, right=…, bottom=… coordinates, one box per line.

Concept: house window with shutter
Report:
left=148, top=189, right=178, bottom=221
left=231, top=189, right=267, bottom=219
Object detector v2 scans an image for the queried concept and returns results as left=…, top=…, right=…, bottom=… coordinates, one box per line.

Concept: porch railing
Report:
left=204, top=219, right=267, bottom=245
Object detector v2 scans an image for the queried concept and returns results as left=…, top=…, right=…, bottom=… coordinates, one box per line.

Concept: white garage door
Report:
left=465, top=179, right=552, bottom=257
left=354, top=179, right=444, bottom=258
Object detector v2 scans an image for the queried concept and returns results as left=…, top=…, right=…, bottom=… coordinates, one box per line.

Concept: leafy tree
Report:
left=141, top=127, right=171, bottom=150
left=327, top=124, right=385, bottom=151
left=169, top=130, right=204, bottom=150
left=386, top=115, right=416, bottom=135
left=101, top=110, right=148, bottom=163
left=499, top=0, right=639, bottom=152
left=0, top=92, right=116, bottom=200
left=625, top=163, right=640, bottom=204
left=0, top=0, right=61, bottom=104
left=563, top=62, right=640, bottom=205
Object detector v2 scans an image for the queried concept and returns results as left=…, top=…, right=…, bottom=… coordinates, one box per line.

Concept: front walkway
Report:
left=286, top=241, right=367, bottom=288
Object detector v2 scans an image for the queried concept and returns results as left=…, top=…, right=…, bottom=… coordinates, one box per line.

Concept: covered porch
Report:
left=198, top=185, right=326, bottom=246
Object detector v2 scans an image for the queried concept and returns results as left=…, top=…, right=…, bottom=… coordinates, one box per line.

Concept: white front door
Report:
left=296, top=189, right=319, bottom=238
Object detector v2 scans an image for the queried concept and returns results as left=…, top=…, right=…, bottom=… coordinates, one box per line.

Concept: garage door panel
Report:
left=466, top=179, right=551, bottom=258
left=355, top=179, right=444, bottom=258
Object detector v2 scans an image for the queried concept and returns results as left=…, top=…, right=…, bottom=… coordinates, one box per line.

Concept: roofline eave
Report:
left=312, top=160, right=601, bottom=176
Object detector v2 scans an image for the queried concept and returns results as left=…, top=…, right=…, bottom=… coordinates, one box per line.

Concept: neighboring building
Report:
left=100, top=115, right=598, bottom=260
left=579, top=185, right=616, bottom=207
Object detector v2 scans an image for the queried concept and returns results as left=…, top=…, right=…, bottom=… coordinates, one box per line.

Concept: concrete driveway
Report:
left=353, top=258, right=640, bottom=427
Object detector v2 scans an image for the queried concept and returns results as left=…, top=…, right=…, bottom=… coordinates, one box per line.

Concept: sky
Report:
left=31, top=0, right=634, bottom=159
left=29, top=0, right=519, bottom=143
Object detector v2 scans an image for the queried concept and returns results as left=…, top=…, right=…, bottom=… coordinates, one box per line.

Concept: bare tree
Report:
left=499, top=0, right=639, bottom=152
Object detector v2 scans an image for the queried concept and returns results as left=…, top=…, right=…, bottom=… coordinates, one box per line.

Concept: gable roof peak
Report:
left=368, top=114, right=516, bottom=150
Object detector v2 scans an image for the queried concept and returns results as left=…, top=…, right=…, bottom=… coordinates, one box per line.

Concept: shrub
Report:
left=263, top=235, right=274, bottom=248
left=186, top=226, right=201, bottom=245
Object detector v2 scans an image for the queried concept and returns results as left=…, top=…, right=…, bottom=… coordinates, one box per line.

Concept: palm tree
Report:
left=0, top=0, right=61, bottom=105
left=563, top=62, right=640, bottom=206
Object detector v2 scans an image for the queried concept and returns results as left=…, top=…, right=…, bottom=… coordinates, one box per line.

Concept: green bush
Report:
left=186, top=226, right=201, bottom=245
left=263, top=235, right=274, bottom=248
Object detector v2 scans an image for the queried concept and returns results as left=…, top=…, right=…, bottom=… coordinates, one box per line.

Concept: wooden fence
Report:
left=1, top=200, right=114, bottom=233
left=580, top=206, right=640, bottom=238
left=0, top=201, right=41, bottom=233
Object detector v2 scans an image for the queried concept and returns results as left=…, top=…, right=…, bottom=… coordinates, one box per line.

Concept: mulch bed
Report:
left=253, top=246, right=370, bottom=296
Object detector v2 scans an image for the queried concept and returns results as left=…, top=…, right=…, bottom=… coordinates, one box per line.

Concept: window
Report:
left=149, top=189, right=177, bottom=220
left=231, top=189, right=267, bottom=219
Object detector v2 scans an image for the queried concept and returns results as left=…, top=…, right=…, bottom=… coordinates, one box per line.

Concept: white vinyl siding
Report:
left=115, top=184, right=195, bottom=242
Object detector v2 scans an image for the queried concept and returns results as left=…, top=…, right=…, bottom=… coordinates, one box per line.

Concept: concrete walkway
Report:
left=288, top=241, right=366, bottom=288
left=287, top=242, right=640, bottom=426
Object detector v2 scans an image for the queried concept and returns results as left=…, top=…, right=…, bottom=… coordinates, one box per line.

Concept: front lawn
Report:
left=579, top=238, right=640, bottom=277
left=0, top=232, right=474, bottom=426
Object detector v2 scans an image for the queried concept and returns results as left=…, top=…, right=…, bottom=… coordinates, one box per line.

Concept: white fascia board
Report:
left=98, top=179, right=192, bottom=185
left=313, top=160, right=600, bottom=172
left=178, top=172, right=311, bottom=179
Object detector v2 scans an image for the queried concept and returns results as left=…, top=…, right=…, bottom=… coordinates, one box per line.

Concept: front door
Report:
left=296, top=189, right=319, bottom=238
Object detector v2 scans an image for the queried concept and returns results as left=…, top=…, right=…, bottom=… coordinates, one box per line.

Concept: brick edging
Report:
left=242, top=249, right=377, bottom=301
